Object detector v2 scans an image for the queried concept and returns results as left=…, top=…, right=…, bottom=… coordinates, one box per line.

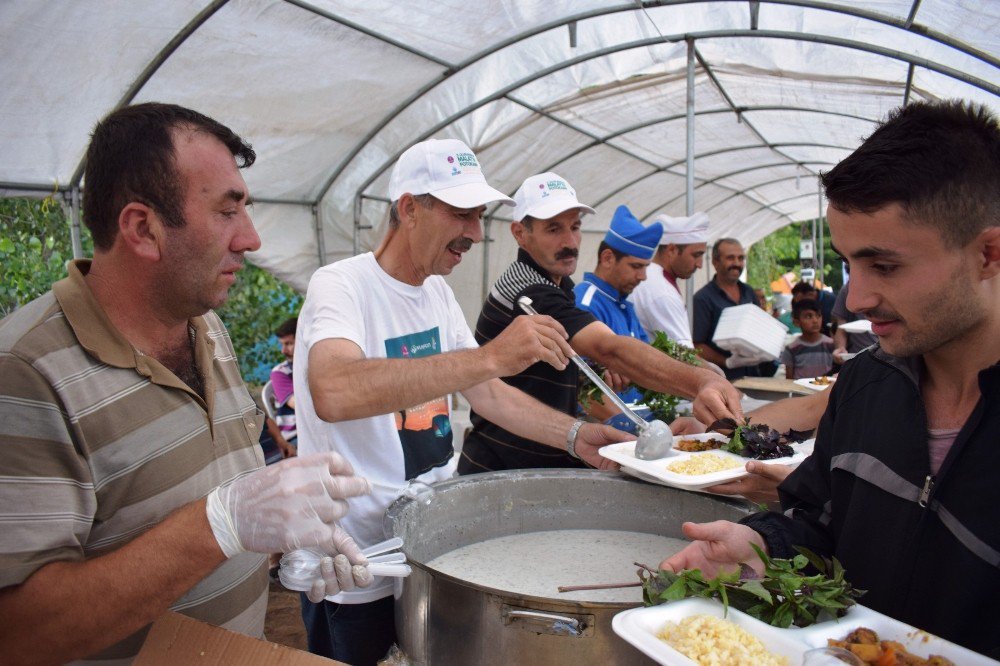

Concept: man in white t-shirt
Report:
left=293, top=139, right=632, bottom=665
left=631, top=212, right=709, bottom=347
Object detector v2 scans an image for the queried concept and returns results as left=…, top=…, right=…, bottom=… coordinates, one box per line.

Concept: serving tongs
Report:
left=516, top=296, right=673, bottom=460
left=361, top=537, right=411, bottom=578
left=278, top=537, right=412, bottom=594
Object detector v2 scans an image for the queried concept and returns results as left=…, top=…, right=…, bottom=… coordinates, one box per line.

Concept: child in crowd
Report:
left=781, top=298, right=835, bottom=379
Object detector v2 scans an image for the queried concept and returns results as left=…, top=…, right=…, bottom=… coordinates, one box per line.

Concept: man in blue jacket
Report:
left=574, top=204, right=663, bottom=407
left=660, top=100, right=1000, bottom=658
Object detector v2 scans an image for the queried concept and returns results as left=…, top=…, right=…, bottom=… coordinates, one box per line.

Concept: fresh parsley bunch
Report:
left=577, top=331, right=700, bottom=423
left=638, top=545, right=864, bottom=628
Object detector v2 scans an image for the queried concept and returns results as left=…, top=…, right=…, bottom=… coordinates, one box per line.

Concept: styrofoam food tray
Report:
left=612, top=598, right=807, bottom=665
left=715, top=336, right=777, bottom=360
left=713, top=304, right=788, bottom=360
left=795, top=604, right=997, bottom=665
left=600, top=434, right=813, bottom=491
left=793, top=376, right=836, bottom=391
left=613, top=599, right=997, bottom=665
left=838, top=319, right=873, bottom=333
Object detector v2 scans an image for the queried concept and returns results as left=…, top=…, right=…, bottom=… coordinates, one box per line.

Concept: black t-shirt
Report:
left=458, top=249, right=596, bottom=474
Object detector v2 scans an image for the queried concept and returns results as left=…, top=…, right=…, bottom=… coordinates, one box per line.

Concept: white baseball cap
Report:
left=511, top=172, right=595, bottom=222
left=388, top=139, right=514, bottom=209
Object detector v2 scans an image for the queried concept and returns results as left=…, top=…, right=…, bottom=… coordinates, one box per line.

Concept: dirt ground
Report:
left=264, top=580, right=309, bottom=652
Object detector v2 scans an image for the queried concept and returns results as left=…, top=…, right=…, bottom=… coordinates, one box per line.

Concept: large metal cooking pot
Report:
left=385, top=469, right=751, bottom=665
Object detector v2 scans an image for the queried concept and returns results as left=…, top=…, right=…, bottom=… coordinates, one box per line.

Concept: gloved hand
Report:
left=205, top=452, right=371, bottom=558
left=306, top=526, right=374, bottom=602
left=725, top=351, right=766, bottom=369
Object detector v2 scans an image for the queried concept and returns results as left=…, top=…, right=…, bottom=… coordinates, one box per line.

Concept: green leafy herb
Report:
left=712, top=417, right=799, bottom=460
left=577, top=331, right=701, bottom=423
left=637, top=545, right=864, bottom=628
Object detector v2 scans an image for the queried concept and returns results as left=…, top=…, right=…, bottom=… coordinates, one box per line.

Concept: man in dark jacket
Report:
left=660, top=99, right=1000, bottom=658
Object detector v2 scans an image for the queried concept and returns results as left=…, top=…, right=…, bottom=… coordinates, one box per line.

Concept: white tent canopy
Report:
left=2, top=1, right=998, bottom=322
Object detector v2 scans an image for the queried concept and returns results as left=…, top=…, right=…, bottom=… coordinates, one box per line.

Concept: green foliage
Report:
left=747, top=224, right=801, bottom=292
left=748, top=220, right=844, bottom=294
left=633, top=332, right=701, bottom=423
left=639, top=544, right=864, bottom=628
left=1, top=196, right=300, bottom=384
left=578, top=331, right=701, bottom=423
left=0, top=196, right=92, bottom=318
left=215, top=263, right=302, bottom=383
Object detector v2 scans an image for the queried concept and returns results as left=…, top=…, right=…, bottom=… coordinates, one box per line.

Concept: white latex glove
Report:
left=725, top=351, right=763, bottom=369
left=306, top=527, right=374, bottom=602
left=206, top=452, right=371, bottom=557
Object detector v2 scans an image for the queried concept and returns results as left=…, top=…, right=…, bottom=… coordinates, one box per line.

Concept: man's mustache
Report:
left=555, top=247, right=579, bottom=260
left=448, top=237, right=474, bottom=253
left=860, top=308, right=898, bottom=322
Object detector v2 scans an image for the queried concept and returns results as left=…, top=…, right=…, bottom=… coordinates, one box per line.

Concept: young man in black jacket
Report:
left=660, top=100, right=1000, bottom=659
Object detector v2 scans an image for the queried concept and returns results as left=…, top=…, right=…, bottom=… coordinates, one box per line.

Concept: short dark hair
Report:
left=792, top=298, right=821, bottom=319
left=519, top=215, right=536, bottom=230
left=822, top=100, right=1000, bottom=248
left=597, top=240, right=628, bottom=263
left=275, top=317, right=297, bottom=338
left=83, top=102, right=255, bottom=251
left=791, top=281, right=818, bottom=297
left=388, top=193, right=436, bottom=229
left=654, top=242, right=690, bottom=261
left=711, top=237, right=742, bottom=261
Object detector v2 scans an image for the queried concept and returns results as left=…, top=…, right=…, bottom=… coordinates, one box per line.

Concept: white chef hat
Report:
left=654, top=212, right=710, bottom=245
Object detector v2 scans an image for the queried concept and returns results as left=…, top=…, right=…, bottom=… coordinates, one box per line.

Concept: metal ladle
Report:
left=516, top=296, right=674, bottom=460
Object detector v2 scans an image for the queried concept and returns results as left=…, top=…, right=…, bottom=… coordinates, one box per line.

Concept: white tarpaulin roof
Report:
left=2, top=1, right=998, bottom=322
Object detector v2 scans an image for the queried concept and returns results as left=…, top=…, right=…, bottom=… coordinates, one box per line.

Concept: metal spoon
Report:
left=516, top=296, right=673, bottom=459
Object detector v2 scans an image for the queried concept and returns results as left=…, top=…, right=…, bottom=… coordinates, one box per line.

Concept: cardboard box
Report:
left=136, top=611, right=342, bottom=665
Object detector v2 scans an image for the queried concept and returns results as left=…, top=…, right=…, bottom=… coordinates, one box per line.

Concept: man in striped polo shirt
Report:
left=459, top=173, right=743, bottom=474
left=0, top=103, right=371, bottom=663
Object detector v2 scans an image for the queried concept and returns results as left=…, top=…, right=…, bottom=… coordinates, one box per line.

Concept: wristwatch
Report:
left=566, top=419, right=585, bottom=459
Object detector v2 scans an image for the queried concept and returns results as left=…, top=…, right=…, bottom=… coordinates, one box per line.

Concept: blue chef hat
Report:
left=603, top=205, right=664, bottom=260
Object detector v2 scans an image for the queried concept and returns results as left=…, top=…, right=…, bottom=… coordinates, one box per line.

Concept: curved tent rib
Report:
left=583, top=141, right=853, bottom=210
left=748, top=189, right=827, bottom=216
left=638, top=163, right=834, bottom=219
left=1, top=0, right=997, bottom=317
left=314, top=0, right=999, bottom=207
left=344, top=28, right=999, bottom=212
left=477, top=105, right=870, bottom=224
left=340, top=28, right=998, bottom=277
left=67, top=0, right=231, bottom=188
left=702, top=174, right=825, bottom=215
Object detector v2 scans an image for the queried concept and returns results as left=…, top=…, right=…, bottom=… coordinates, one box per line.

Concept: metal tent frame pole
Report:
left=314, top=204, right=326, bottom=268
left=345, top=28, right=997, bottom=229
left=70, top=186, right=83, bottom=259
left=685, top=38, right=697, bottom=320
left=482, top=215, right=493, bottom=304
left=818, top=183, right=825, bottom=284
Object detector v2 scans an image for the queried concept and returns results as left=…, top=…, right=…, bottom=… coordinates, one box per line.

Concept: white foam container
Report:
left=613, top=599, right=998, bottom=665
left=713, top=303, right=788, bottom=360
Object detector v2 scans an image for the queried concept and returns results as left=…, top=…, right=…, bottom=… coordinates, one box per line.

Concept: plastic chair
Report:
left=261, top=380, right=278, bottom=420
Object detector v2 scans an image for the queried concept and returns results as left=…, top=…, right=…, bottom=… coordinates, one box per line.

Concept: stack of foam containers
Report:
left=712, top=303, right=789, bottom=361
